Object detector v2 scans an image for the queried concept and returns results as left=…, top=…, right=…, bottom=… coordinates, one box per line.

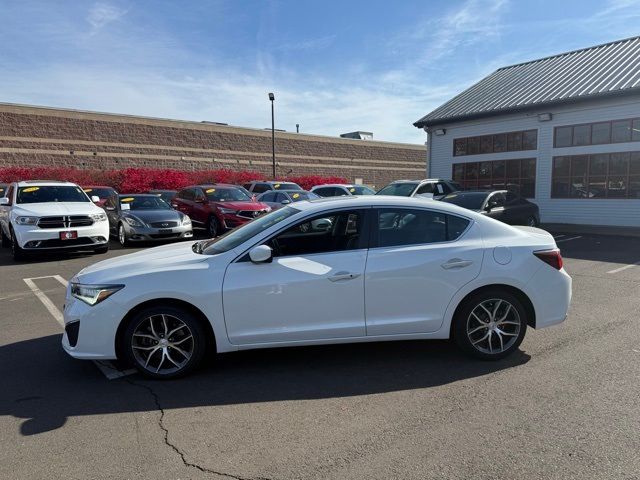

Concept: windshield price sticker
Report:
left=22, top=187, right=40, bottom=193
left=206, top=188, right=216, bottom=193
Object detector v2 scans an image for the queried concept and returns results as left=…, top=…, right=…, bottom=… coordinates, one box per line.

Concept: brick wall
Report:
left=0, top=103, right=427, bottom=188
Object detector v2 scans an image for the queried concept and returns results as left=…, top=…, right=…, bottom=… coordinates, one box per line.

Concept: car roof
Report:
left=82, top=185, right=114, bottom=189
left=118, top=193, right=158, bottom=197
left=389, top=178, right=448, bottom=184
left=148, top=189, right=176, bottom=192
left=191, top=184, right=240, bottom=189
left=311, top=184, right=355, bottom=188
left=452, top=190, right=506, bottom=195
left=16, top=180, right=77, bottom=187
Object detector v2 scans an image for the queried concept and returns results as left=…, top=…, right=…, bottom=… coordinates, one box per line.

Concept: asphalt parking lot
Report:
left=1, top=232, right=639, bottom=480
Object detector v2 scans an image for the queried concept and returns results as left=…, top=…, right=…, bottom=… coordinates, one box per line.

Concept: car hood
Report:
left=213, top=201, right=268, bottom=210
left=76, top=241, right=207, bottom=284
left=123, top=209, right=184, bottom=222
left=13, top=202, right=102, bottom=216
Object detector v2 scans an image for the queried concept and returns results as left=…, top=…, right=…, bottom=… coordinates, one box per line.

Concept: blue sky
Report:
left=1, top=0, right=639, bottom=143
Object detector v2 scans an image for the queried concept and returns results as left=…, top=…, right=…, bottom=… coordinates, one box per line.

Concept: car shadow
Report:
left=553, top=234, right=640, bottom=265
left=1, top=334, right=530, bottom=436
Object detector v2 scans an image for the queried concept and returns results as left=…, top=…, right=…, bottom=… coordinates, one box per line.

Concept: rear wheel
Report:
left=10, top=227, right=26, bottom=261
left=123, top=305, right=207, bottom=379
left=453, top=289, right=527, bottom=360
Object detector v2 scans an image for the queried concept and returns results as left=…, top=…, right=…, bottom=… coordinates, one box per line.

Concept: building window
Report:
left=554, top=117, right=640, bottom=148
left=551, top=151, right=640, bottom=199
left=453, top=130, right=537, bottom=156
left=452, top=158, right=536, bottom=198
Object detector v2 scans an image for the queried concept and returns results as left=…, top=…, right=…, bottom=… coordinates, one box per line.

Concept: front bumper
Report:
left=62, top=289, right=123, bottom=360
left=14, top=221, right=110, bottom=250
left=220, top=209, right=270, bottom=230
left=123, top=223, right=193, bottom=242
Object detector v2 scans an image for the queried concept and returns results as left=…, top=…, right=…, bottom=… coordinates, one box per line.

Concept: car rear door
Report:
left=364, top=207, right=483, bottom=335
left=222, top=208, right=370, bottom=344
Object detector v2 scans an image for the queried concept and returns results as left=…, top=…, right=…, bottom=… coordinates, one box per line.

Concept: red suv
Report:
left=171, top=184, right=271, bottom=237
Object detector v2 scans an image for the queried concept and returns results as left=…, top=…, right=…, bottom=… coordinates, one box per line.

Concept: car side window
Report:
left=435, top=182, right=449, bottom=194
left=267, top=209, right=365, bottom=257
left=376, top=208, right=470, bottom=247
left=194, top=189, right=206, bottom=202
left=416, top=183, right=435, bottom=195
left=261, top=192, right=276, bottom=202
left=178, top=189, right=194, bottom=201
left=314, top=187, right=333, bottom=197
left=274, top=192, right=288, bottom=202
left=489, top=192, right=506, bottom=207
left=253, top=184, right=269, bottom=194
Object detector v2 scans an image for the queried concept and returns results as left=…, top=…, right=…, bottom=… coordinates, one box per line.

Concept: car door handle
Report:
left=441, top=259, right=473, bottom=270
left=328, top=272, right=360, bottom=282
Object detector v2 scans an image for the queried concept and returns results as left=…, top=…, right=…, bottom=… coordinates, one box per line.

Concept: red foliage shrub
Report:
left=0, top=167, right=348, bottom=193
left=286, top=175, right=348, bottom=191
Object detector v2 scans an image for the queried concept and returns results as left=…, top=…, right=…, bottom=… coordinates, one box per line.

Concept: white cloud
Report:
left=86, top=2, right=128, bottom=31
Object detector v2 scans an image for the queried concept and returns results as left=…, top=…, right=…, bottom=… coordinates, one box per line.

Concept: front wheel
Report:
left=453, top=289, right=527, bottom=360
left=10, top=228, right=26, bottom=261
left=118, top=223, right=129, bottom=247
left=123, top=305, right=207, bottom=379
left=207, top=216, right=220, bottom=238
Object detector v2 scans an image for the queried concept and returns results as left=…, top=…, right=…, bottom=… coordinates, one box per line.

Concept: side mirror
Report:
left=249, top=244, right=273, bottom=263
left=91, top=195, right=100, bottom=203
left=0, top=197, right=9, bottom=206
left=281, top=199, right=291, bottom=205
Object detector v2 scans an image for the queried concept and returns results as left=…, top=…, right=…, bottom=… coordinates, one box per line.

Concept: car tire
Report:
left=1, top=227, right=10, bottom=248
left=10, top=227, right=26, bottom=261
left=94, top=244, right=109, bottom=254
left=207, top=216, right=220, bottom=238
left=453, top=289, right=527, bottom=360
left=526, top=216, right=538, bottom=227
left=123, top=305, right=207, bottom=379
left=118, top=223, right=129, bottom=247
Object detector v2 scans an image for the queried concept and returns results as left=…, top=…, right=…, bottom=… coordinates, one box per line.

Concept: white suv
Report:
left=0, top=181, right=110, bottom=260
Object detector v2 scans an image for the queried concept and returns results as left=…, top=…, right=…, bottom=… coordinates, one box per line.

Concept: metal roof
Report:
left=414, top=36, right=640, bottom=128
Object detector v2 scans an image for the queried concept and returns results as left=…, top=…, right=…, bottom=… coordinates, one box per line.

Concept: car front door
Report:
left=365, top=207, right=483, bottom=335
left=222, top=208, right=370, bottom=344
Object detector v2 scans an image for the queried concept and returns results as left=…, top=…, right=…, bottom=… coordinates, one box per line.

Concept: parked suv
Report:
left=310, top=184, right=376, bottom=197
left=242, top=181, right=303, bottom=194
left=171, top=184, right=271, bottom=237
left=0, top=181, right=110, bottom=260
left=376, top=179, right=461, bottom=200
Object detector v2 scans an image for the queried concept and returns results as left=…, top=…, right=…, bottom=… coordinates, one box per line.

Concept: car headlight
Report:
left=182, top=215, right=192, bottom=226
left=15, top=216, right=39, bottom=225
left=71, top=283, right=124, bottom=306
left=90, top=212, right=107, bottom=222
left=124, top=216, right=143, bottom=227
left=218, top=207, right=236, bottom=214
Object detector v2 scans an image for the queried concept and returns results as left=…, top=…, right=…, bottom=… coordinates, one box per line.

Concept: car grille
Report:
left=237, top=209, right=268, bottom=219
left=149, top=221, right=178, bottom=228
left=37, top=215, right=94, bottom=229
left=149, top=233, right=181, bottom=239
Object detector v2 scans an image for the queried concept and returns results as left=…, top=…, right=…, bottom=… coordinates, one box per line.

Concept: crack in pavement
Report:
left=125, top=379, right=273, bottom=480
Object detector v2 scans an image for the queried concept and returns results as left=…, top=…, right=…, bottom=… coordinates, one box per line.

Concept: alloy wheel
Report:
left=466, top=299, right=522, bottom=355
left=118, top=224, right=126, bottom=245
left=131, top=314, right=194, bottom=375
left=208, top=217, right=218, bottom=237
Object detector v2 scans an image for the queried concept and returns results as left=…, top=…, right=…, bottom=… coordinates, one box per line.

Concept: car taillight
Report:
left=534, top=249, right=563, bottom=270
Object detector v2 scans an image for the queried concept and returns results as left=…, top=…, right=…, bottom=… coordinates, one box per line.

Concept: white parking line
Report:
left=607, top=261, right=640, bottom=274
left=22, top=275, right=135, bottom=380
left=556, top=236, right=582, bottom=243
left=23, top=278, right=64, bottom=326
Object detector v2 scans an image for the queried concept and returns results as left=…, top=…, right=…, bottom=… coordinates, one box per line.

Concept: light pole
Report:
left=268, top=92, right=276, bottom=178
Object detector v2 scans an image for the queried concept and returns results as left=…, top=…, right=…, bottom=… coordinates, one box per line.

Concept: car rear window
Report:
left=376, top=183, right=419, bottom=196
left=440, top=192, right=489, bottom=210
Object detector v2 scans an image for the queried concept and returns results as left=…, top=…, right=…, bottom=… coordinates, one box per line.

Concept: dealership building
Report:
left=0, top=103, right=426, bottom=188
left=415, top=36, right=640, bottom=227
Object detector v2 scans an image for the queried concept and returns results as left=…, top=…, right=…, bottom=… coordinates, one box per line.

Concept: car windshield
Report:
left=83, top=187, right=114, bottom=199
left=120, top=196, right=172, bottom=210
left=204, top=187, right=252, bottom=202
left=150, top=191, right=177, bottom=202
left=440, top=192, right=489, bottom=210
left=198, top=206, right=300, bottom=255
left=17, top=185, right=89, bottom=204
left=376, top=182, right=418, bottom=196
left=350, top=186, right=375, bottom=195
left=288, top=191, right=319, bottom=202
left=272, top=182, right=302, bottom=190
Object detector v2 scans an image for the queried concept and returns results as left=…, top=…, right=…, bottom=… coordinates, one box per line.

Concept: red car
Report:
left=171, top=184, right=271, bottom=237
left=82, top=185, right=118, bottom=207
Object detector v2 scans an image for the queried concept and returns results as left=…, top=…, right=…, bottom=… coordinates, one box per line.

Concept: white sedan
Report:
left=63, top=196, right=571, bottom=379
